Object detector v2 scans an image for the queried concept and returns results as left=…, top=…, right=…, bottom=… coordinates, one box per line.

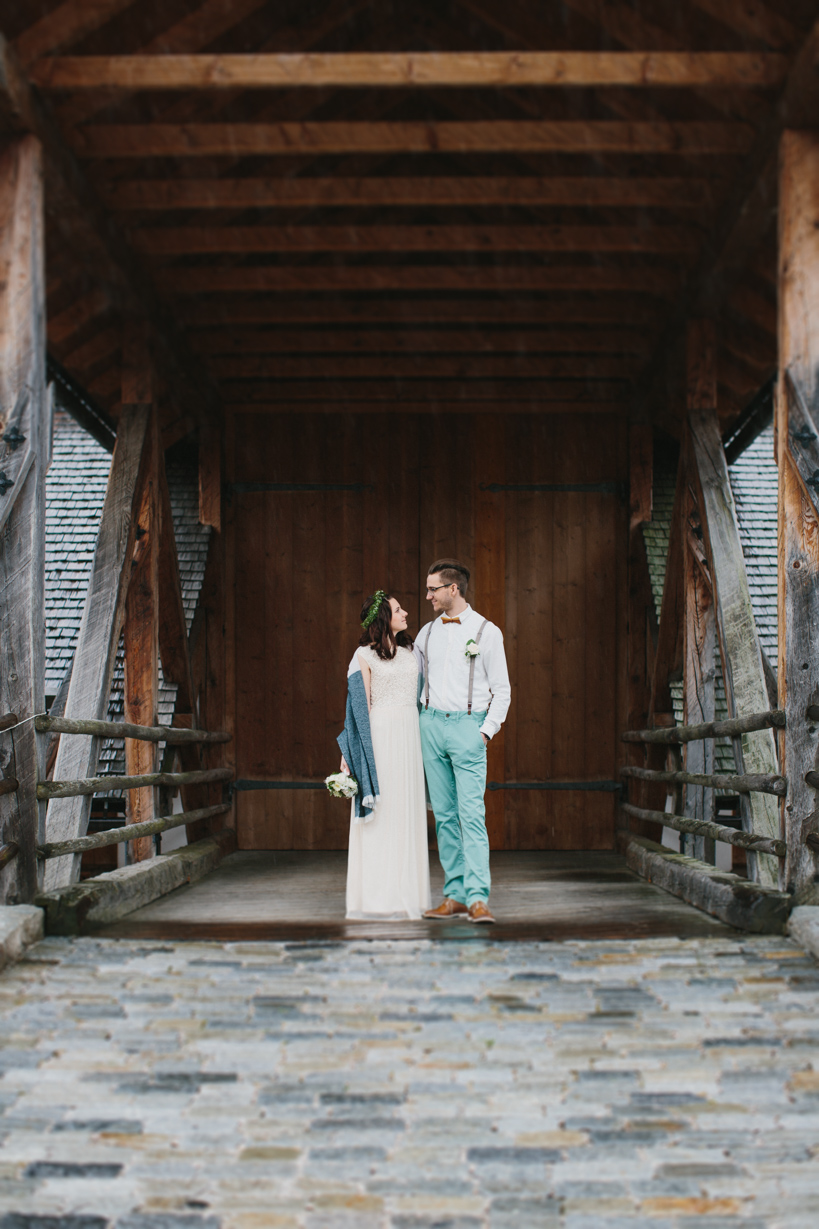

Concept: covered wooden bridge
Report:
left=1, top=1, right=819, bottom=934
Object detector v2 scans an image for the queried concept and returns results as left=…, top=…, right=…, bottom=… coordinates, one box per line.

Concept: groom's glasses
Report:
left=426, top=584, right=454, bottom=595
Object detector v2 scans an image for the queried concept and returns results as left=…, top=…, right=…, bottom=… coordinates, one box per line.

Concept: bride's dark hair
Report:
left=359, top=592, right=414, bottom=661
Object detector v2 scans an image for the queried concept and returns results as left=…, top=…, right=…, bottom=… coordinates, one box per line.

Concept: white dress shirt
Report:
left=416, top=605, right=511, bottom=740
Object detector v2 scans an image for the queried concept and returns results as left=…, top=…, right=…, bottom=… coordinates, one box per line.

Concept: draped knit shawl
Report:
left=337, top=647, right=425, bottom=823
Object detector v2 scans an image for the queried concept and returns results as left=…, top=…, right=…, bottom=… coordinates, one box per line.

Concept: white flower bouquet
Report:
left=464, top=639, right=481, bottom=658
left=325, top=771, right=358, bottom=799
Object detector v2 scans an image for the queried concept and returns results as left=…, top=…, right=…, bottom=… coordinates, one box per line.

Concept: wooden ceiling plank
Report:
left=689, top=0, right=799, bottom=50
left=154, top=265, right=681, bottom=296
left=179, top=297, right=665, bottom=327
left=73, top=119, right=755, bottom=158
left=226, top=399, right=628, bottom=415
left=220, top=377, right=630, bottom=402
left=188, top=327, right=655, bottom=355
left=208, top=354, right=639, bottom=380
left=133, top=223, right=700, bottom=255
left=14, top=0, right=139, bottom=69
left=100, top=174, right=714, bottom=211
left=31, top=50, right=788, bottom=90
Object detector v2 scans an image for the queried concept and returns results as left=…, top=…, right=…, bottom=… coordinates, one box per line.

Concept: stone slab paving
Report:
left=1, top=933, right=818, bottom=1228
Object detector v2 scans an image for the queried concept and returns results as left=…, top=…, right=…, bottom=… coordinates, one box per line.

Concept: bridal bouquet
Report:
left=325, top=771, right=358, bottom=799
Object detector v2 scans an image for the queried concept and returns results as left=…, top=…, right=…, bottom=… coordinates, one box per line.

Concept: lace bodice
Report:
left=363, top=645, right=418, bottom=710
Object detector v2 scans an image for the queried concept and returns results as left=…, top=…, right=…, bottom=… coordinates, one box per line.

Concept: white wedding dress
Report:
left=346, top=645, right=432, bottom=919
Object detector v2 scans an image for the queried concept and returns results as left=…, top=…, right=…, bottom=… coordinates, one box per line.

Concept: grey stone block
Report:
left=0, top=906, right=44, bottom=970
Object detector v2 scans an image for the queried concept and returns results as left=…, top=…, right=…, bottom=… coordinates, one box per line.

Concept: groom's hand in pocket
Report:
left=481, top=734, right=489, bottom=747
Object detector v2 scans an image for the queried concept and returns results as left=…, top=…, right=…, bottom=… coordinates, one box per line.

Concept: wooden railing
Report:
left=620, top=709, right=789, bottom=860
left=37, top=803, right=231, bottom=859
left=23, top=715, right=233, bottom=864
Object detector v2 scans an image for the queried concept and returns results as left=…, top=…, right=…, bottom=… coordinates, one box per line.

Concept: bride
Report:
left=338, top=590, right=431, bottom=920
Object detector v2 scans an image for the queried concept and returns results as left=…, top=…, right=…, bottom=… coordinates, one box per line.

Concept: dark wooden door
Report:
left=231, top=411, right=627, bottom=849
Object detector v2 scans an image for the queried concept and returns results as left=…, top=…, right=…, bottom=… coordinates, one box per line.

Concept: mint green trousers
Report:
left=419, top=708, right=490, bottom=906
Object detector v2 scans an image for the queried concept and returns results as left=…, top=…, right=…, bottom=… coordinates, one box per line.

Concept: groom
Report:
left=418, top=559, right=511, bottom=924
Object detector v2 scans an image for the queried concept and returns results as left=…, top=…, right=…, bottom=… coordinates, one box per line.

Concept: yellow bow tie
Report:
left=441, top=617, right=461, bottom=625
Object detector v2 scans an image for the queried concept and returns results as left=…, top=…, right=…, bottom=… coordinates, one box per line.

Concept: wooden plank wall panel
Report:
left=234, top=412, right=624, bottom=851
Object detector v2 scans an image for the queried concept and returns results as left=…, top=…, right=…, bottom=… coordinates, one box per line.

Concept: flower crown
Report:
left=361, top=590, right=387, bottom=630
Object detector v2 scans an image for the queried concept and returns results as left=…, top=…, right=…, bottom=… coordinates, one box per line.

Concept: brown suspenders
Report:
left=424, top=617, right=489, bottom=715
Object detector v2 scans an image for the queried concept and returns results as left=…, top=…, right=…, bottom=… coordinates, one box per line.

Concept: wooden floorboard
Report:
left=91, top=851, right=736, bottom=942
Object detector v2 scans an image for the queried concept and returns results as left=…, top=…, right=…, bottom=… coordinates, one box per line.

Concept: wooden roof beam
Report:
left=14, top=0, right=139, bottom=69
left=188, top=327, right=656, bottom=356
left=0, top=33, right=221, bottom=428
left=154, top=264, right=681, bottom=297
left=134, top=223, right=700, bottom=256
left=179, top=297, right=666, bottom=328
left=73, top=118, right=754, bottom=158
left=29, top=50, right=788, bottom=90
left=101, top=175, right=715, bottom=212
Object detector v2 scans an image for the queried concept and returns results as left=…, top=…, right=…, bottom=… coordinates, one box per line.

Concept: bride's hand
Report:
left=340, top=755, right=350, bottom=774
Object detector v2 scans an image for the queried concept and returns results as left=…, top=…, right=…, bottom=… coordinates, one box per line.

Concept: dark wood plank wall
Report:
left=233, top=410, right=627, bottom=851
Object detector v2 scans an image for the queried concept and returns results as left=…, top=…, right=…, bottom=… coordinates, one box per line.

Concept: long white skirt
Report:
left=346, top=704, right=432, bottom=920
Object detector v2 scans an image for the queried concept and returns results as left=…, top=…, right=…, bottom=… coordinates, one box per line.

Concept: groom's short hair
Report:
left=428, top=559, right=470, bottom=595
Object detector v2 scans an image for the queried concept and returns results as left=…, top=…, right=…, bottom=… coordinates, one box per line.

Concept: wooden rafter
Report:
left=187, top=328, right=655, bottom=356
left=132, top=224, right=699, bottom=256
left=100, top=175, right=715, bottom=212
left=73, top=119, right=754, bottom=158
left=153, top=266, right=681, bottom=297
left=30, top=51, right=788, bottom=90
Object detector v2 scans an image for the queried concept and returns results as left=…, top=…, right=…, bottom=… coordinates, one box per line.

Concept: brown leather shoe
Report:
left=468, top=901, right=496, bottom=924
left=423, top=898, right=469, bottom=919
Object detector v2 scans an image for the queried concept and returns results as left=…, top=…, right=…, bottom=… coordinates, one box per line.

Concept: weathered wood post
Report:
left=0, top=135, right=47, bottom=905
left=44, top=405, right=151, bottom=889
left=624, top=421, right=655, bottom=830
left=682, top=323, right=716, bottom=861
left=122, top=324, right=159, bottom=862
left=777, top=129, right=819, bottom=902
left=688, top=324, right=781, bottom=888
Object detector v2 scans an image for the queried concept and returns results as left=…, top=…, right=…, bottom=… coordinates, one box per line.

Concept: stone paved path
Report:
left=1, top=933, right=818, bottom=1228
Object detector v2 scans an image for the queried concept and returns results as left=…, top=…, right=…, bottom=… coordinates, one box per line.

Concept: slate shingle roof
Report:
left=45, top=409, right=211, bottom=781
left=44, top=411, right=111, bottom=697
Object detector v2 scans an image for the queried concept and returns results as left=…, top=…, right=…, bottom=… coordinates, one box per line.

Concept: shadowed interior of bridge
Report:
left=95, top=851, right=736, bottom=942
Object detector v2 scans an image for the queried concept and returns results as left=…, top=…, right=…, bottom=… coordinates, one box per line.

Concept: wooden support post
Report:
left=198, top=414, right=221, bottom=532
left=688, top=328, right=781, bottom=888
left=625, top=422, right=657, bottom=831
left=683, top=326, right=717, bottom=862
left=44, top=405, right=151, bottom=889
left=0, top=136, right=47, bottom=905
left=122, top=325, right=159, bottom=863
left=777, top=129, right=819, bottom=902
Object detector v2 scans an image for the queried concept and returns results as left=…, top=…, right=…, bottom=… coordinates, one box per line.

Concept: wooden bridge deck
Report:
left=95, top=850, right=735, bottom=942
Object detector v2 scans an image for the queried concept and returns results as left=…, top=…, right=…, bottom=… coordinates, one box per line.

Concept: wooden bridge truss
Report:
left=1, top=2, right=819, bottom=921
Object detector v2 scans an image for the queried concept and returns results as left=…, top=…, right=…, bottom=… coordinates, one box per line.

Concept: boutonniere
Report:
left=464, top=639, right=480, bottom=658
